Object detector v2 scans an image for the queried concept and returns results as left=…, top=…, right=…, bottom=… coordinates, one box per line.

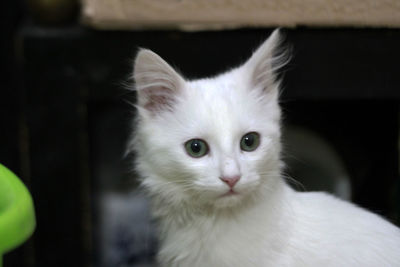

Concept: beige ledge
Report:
left=82, top=0, right=400, bottom=31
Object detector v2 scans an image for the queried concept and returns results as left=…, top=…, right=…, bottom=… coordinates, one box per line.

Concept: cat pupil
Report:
left=191, top=141, right=201, bottom=153
left=244, top=135, right=254, bottom=147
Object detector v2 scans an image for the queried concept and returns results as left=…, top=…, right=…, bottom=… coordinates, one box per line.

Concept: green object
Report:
left=0, top=164, right=36, bottom=267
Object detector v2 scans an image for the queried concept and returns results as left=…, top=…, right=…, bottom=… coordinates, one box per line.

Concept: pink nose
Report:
left=220, top=175, right=241, bottom=188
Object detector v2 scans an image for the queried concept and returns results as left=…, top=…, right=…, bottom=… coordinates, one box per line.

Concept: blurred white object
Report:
left=100, top=191, right=156, bottom=267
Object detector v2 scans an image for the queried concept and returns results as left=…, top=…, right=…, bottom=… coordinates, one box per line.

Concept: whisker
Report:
left=256, top=170, right=306, bottom=192
left=282, top=174, right=306, bottom=192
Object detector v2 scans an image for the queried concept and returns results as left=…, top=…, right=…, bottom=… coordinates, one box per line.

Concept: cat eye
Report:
left=185, top=139, right=209, bottom=158
left=240, top=132, right=260, bottom=152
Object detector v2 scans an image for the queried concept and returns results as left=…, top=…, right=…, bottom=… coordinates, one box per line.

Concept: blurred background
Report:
left=1, top=0, right=400, bottom=266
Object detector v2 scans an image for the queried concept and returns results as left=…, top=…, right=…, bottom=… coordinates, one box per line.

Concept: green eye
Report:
left=240, top=132, right=260, bottom=152
left=185, top=139, right=209, bottom=158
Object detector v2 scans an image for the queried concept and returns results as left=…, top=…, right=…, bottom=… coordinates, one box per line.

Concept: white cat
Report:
left=128, top=29, right=400, bottom=266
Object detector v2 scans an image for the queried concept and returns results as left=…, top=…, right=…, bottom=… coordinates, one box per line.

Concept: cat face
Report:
left=132, top=30, right=285, bottom=209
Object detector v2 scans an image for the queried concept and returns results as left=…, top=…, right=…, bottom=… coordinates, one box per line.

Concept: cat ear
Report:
left=243, top=29, right=287, bottom=93
left=134, top=49, right=185, bottom=114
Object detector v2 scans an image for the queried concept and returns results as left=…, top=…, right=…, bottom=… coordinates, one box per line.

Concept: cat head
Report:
left=131, top=30, right=287, bottom=210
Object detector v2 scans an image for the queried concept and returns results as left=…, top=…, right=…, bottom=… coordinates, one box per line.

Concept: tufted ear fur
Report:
left=134, top=49, right=185, bottom=114
left=243, top=29, right=287, bottom=94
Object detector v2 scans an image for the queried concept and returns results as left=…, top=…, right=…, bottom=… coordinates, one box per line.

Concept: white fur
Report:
left=129, top=29, right=400, bottom=266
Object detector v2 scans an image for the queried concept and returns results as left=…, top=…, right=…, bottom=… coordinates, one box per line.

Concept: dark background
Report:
left=1, top=1, right=400, bottom=266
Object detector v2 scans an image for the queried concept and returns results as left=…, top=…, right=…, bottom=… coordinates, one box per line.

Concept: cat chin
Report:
left=213, top=193, right=244, bottom=209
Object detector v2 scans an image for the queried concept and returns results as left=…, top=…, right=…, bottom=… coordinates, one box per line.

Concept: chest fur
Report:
left=157, top=208, right=292, bottom=267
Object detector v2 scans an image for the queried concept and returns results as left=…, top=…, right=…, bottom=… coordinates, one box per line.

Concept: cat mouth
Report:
left=219, top=189, right=239, bottom=198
